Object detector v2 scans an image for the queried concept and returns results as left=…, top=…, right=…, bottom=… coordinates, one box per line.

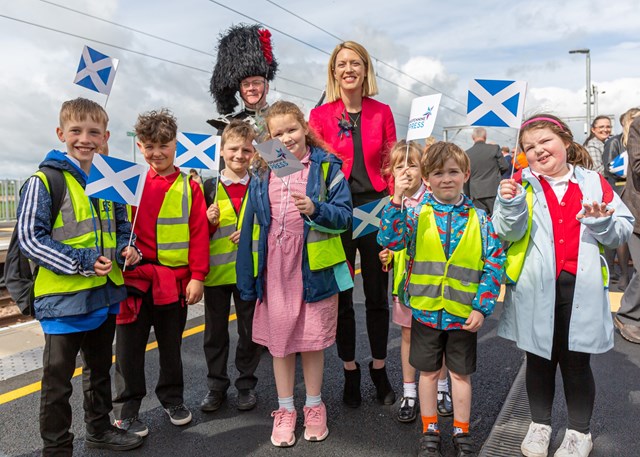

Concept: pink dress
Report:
left=392, top=184, right=428, bottom=328
left=252, top=153, right=339, bottom=357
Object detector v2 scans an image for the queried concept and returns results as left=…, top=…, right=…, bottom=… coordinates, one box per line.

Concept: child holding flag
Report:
left=494, top=115, right=633, bottom=457
left=112, top=109, right=209, bottom=435
left=200, top=121, right=261, bottom=413
left=378, top=142, right=505, bottom=457
left=236, top=100, right=352, bottom=447
left=16, top=97, right=143, bottom=455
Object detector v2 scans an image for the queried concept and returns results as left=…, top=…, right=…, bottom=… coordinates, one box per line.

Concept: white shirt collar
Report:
left=219, top=170, right=250, bottom=185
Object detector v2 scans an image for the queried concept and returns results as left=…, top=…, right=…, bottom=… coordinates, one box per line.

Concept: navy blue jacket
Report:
left=236, top=146, right=353, bottom=303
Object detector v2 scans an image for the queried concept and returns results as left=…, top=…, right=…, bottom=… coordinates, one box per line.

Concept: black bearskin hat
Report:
left=210, top=24, right=278, bottom=115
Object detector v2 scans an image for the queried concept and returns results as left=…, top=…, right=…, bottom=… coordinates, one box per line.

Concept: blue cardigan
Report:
left=236, top=146, right=353, bottom=303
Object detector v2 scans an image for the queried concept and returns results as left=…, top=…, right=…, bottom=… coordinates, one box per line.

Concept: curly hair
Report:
left=134, top=108, right=177, bottom=144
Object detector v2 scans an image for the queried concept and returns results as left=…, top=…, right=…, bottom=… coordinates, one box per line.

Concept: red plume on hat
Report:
left=210, top=24, right=279, bottom=115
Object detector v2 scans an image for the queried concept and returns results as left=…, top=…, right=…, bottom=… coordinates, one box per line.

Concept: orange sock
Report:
left=453, top=419, right=469, bottom=435
left=422, top=415, right=439, bottom=434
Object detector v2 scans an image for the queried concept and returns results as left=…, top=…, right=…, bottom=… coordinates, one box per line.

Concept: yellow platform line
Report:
left=0, top=314, right=237, bottom=405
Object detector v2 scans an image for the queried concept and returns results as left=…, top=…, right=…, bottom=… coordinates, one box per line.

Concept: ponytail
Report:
left=567, top=142, right=593, bottom=169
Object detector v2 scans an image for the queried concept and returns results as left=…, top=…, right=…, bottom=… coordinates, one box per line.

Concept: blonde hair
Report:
left=59, top=97, right=108, bottom=129
left=221, top=120, right=256, bottom=147
left=325, top=41, right=378, bottom=103
left=384, top=140, right=423, bottom=179
left=421, top=141, right=470, bottom=176
left=622, top=108, right=640, bottom=148
left=135, top=108, right=177, bottom=144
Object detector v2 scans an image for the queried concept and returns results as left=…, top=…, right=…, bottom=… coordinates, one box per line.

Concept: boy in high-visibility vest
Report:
left=16, top=98, right=143, bottom=455
left=378, top=141, right=505, bottom=457
left=112, top=109, right=209, bottom=436
left=200, top=120, right=261, bottom=412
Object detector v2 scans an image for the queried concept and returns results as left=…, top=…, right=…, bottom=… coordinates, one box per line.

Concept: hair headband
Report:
left=520, top=117, right=565, bottom=131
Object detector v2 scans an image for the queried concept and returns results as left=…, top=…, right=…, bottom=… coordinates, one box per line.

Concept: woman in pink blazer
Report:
left=309, top=41, right=397, bottom=408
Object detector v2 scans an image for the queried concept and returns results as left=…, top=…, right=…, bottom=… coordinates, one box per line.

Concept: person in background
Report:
left=309, top=40, right=397, bottom=408
left=583, top=115, right=612, bottom=174
left=464, top=127, right=509, bottom=216
left=189, top=169, right=202, bottom=184
left=501, top=145, right=513, bottom=179
left=615, top=113, right=640, bottom=344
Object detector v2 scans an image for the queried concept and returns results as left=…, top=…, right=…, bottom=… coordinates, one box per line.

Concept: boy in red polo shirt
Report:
left=112, top=109, right=209, bottom=437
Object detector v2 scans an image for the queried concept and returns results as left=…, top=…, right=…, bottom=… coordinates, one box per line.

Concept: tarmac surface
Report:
left=0, top=272, right=638, bottom=456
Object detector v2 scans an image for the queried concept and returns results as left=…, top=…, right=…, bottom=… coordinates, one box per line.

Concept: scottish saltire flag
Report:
left=255, top=139, right=304, bottom=178
left=86, top=154, right=147, bottom=206
left=407, top=94, right=442, bottom=141
left=175, top=132, right=221, bottom=171
left=609, top=151, right=628, bottom=178
left=467, top=79, right=527, bottom=128
left=73, top=45, right=119, bottom=95
left=352, top=197, right=390, bottom=239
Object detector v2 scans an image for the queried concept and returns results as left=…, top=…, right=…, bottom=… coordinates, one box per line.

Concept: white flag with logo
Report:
left=466, top=79, right=527, bottom=128
left=255, top=139, right=304, bottom=178
left=73, top=45, right=119, bottom=96
left=175, top=132, right=221, bottom=172
left=86, top=154, right=147, bottom=206
left=407, top=94, right=442, bottom=141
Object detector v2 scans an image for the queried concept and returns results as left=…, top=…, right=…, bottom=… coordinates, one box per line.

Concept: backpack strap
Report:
left=37, top=166, right=66, bottom=225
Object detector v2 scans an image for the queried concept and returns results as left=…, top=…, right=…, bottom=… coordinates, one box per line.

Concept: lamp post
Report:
left=126, top=131, right=137, bottom=162
left=569, top=48, right=591, bottom=131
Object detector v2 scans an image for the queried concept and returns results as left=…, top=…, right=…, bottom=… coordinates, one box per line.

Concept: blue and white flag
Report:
left=86, top=154, right=147, bottom=206
left=609, top=151, right=628, bottom=178
left=255, top=139, right=304, bottom=178
left=73, top=45, right=119, bottom=95
left=467, top=79, right=527, bottom=128
left=407, top=94, right=442, bottom=141
left=352, top=197, right=390, bottom=239
left=175, top=132, right=221, bottom=171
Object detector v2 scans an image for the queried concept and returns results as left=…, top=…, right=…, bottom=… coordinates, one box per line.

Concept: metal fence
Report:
left=0, top=179, right=24, bottom=221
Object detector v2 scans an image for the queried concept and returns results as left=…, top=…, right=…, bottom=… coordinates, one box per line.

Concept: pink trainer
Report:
left=303, top=402, right=329, bottom=442
left=270, top=407, right=296, bottom=447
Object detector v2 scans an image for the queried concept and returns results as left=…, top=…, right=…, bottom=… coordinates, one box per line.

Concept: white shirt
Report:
left=532, top=164, right=576, bottom=203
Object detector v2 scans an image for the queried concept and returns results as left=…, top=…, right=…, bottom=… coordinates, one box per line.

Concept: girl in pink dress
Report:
left=236, top=101, right=353, bottom=448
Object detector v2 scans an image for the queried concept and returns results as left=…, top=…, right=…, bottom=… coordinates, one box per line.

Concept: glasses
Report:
left=240, top=80, right=266, bottom=89
left=595, top=125, right=611, bottom=130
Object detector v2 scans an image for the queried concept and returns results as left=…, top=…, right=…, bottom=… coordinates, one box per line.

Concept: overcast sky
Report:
left=1, top=0, right=639, bottom=178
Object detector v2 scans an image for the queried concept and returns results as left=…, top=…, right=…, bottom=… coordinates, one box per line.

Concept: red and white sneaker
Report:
left=270, top=407, right=296, bottom=447
left=303, top=402, right=329, bottom=442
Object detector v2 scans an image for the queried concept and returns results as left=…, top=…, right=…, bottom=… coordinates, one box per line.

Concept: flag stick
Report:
left=401, top=142, right=409, bottom=211
left=123, top=205, right=140, bottom=273
left=104, top=93, right=110, bottom=109
left=509, top=128, right=522, bottom=179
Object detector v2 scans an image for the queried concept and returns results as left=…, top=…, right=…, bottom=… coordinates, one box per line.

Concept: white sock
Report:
left=403, top=382, right=417, bottom=399
left=438, top=377, right=449, bottom=393
left=305, top=393, right=322, bottom=408
left=278, top=396, right=295, bottom=412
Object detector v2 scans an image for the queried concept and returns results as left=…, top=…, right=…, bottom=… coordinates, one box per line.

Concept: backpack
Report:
left=3, top=167, right=66, bottom=315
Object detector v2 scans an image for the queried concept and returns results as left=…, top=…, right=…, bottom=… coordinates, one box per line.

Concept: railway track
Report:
left=0, top=287, right=32, bottom=327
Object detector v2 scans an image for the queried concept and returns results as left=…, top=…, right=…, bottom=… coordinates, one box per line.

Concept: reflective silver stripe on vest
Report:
left=252, top=239, right=260, bottom=253
left=408, top=282, right=442, bottom=298
left=103, top=247, right=116, bottom=261
left=307, top=229, right=330, bottom=243
left=412, top=261, right=446, bottom=276
left=211, top=224, right=236, bottom=240
left=411, top=261, right=481, bottom=284
left=156, top=176, right=189, bottom=225
left=408, top=284, right=476, bottom=305
left=328, top=170, right=344, bottom=192
left=210, top=251, right=237, bottom=266
left=444, top=287, right=476, bottom=304
left=157, top=241, right=190, bottom=250
left=51, top=190, right=95, bottom=241
left=447, top=264, right=482, bottom=284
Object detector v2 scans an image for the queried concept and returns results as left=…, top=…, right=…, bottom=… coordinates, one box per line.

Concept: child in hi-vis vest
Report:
left=200, top=121, right=261, bottom=413
left=494, top=114, right=633, bottom=457
left=378, top=141, right=505, bottom=457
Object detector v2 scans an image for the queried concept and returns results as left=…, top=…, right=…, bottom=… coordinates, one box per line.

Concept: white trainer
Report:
left=521, top=422, right=552, bottom=457
left=554, top=429, right=593, bottom=457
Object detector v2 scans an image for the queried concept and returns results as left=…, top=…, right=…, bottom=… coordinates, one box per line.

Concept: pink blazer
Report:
left=309, top=97, right=396, bottom=193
